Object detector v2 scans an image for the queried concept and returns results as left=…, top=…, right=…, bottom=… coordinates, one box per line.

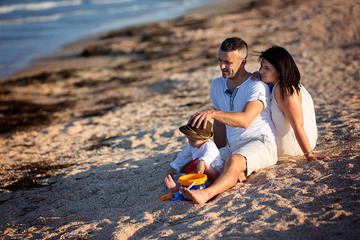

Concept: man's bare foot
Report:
left=164, top=175, right=180, bottom=193
left=180, top=187, right=209, bottom=204
left=238, top=172, right=247, bottom=183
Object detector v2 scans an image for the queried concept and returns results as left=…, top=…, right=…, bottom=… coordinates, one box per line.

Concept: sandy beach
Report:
left=0, top=0, right=359, bottom=239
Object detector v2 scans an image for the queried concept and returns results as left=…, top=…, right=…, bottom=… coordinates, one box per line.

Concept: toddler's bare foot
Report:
left=164, top=175, right=180, bottom=193
left=180, top=187, right=209, bottom=204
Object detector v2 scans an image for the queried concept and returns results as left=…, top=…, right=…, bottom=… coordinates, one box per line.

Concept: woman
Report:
left=258, top=46, right=328, bottom=161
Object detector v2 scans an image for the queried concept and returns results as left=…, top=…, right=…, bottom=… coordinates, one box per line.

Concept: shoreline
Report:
left=1, top=0, right=248, bottom=83
left=0, top=0, right=359, bottom=239
left=0, top=0, right=231, bottom=82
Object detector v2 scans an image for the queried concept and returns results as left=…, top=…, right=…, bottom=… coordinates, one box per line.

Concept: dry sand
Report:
left=0, top=0, right=359, bottom=239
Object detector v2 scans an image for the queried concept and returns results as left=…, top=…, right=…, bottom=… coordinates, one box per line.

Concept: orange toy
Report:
left=160, top=193, right=174, bottom=201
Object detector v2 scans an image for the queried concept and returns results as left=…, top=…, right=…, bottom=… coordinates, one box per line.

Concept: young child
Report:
left=164, top=121, right=221, bottom=193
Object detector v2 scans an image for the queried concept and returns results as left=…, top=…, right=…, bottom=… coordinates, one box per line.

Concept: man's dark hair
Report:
left=220, top=37, right=248, bottom=59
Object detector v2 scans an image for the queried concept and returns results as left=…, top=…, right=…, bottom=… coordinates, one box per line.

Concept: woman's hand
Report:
left=305, top=152, right=330, bottom=161
left=251, top=71, right=261, bottom=81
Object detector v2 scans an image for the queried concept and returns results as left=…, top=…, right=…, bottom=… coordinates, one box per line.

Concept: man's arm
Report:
left=189, top=100, right=264, bottom=129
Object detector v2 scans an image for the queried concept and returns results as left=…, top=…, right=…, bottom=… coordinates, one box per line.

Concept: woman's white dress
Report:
left=270, top=83, right=318, bottom=156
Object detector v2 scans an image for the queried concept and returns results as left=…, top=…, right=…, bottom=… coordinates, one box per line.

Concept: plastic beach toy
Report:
left=159, top=193, right=174, bottom=201
left=159, top=173, right=208, bottom=201
left=179, top=173, right=207, bottom=188
left=169, top=180, right=196, bottom=201
left=173, top=173, right=208, bottom=201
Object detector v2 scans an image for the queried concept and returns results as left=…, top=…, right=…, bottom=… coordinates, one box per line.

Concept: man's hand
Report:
left=188, top=110, right=215, bottom=129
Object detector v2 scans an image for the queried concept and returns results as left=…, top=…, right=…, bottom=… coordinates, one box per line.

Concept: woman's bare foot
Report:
left=164, top=174, right=180, bottom=193
left=180, top=187, right=209, bottom=204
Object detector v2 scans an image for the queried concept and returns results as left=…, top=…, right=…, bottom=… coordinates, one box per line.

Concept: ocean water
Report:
left=0, top=0, right=221, bottom=79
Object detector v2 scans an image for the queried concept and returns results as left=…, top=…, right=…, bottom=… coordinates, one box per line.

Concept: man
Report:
left=181, top=37, right=277, bottom=204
